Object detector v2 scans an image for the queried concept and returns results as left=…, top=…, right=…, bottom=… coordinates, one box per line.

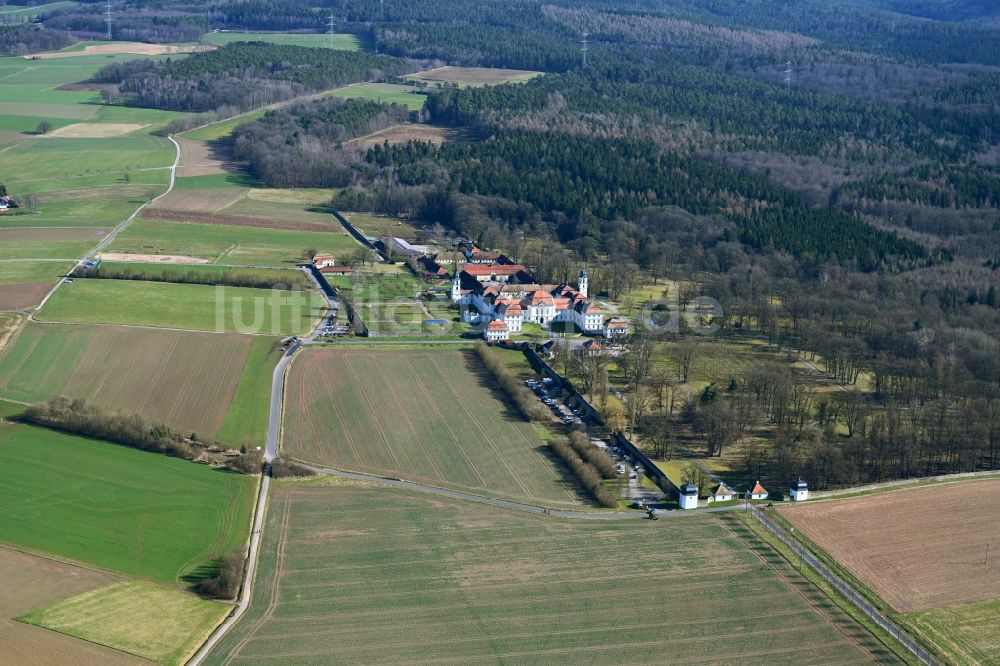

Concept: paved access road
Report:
left=302, top=463, right=742, bottom=520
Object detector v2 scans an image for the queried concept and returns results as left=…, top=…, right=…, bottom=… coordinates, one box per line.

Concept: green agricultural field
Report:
left=405, top=65, right=543, bottom=88
left=37, top=279, right=324, bottom=335
left=0, top=322, right=275, bottom=441
left=216, top=335, right=283, bottom=449
left=0, top=195, right=155, bottom=228
left=901, top=599, right=1000, bottom=665
left=0, top=423, right=255, bottom=584
left=110, top=218, right=361, bottom=265
left=283, top=348, right=585, bottom=506
left=220, top=197, right=341, bottom=228
left=0, top=135, right=174, bottom=193
left=181, top=108, right=269, bottom=142
left=342, top=211, right=418, bottom=237
left=20, top=581, right=229, bottom=666
left=0, top=261, right=70, bottom=310
left=326, top=82, right=428, bottom=111
left=0, top=227, right=109, bottom=261
left=205, top=484, right=897, bottom=665
left=0, top=261, right=71, bottom=284
left=202, top=31, right=362, bottom=50
left=0, top=1, right=78, bottom=16
left=172, top=172, right=259, bottom=190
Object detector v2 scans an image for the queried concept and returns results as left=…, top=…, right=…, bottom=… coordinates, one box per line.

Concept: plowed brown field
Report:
left=0, top=283, right=51, bottom=310
left=779, top=479, right=1000, bottom=612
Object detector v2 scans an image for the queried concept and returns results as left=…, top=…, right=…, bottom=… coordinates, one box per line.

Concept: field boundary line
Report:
left=808, top=470, right=1000, bottom=500
left=748, top=505, right=939, bottom=665
left=721, top=515, right=877, bottom=660
left=295, top=461, right=748, bottom=519
left=0, top=542, right=129, bottom=582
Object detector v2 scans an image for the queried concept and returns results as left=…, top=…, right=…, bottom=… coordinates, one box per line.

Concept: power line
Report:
left=104, top=0, right=112, bottom=41
left=784, top=60, right=792, bottom=93
left=327, top=10, right=336, bottom=49
left=580, top=32, right=588, bottom=69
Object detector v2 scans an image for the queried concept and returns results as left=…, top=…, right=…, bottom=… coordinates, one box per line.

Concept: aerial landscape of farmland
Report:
left=2, top=0, right=1000, bottom=663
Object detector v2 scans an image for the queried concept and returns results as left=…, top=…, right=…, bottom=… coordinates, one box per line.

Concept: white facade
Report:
left=497, top=305, right=523, bottom=332
left=578, top=269, right=588, bottom=298
left=524, top=299, right=556, bottom=324
left=313, top=255, right=336, bottom=268
left=679, top=484, right=699, bottom=510
left=483, top=321, right=510, bottom=342
left=790, top=480, right=809, bottom=502
left=452, top=265, right=613, bottom=335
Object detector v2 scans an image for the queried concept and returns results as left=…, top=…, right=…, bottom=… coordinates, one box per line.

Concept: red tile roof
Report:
left=486, top=320, right=509, bottom=331
left=749, top=481, right=767, bottom=495
left=462, top=263, right=526, bottom=277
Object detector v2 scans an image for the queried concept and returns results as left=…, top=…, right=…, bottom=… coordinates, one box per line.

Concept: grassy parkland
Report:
left=204, top=483, right=895, bottom=664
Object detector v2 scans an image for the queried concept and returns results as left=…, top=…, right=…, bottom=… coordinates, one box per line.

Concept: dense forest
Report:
left=93, top=43, right=414, bottom=112
left=232, top=98, right=410, bottom=187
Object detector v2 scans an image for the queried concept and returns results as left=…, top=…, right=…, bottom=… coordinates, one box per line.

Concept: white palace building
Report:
left=450, top=265, right=629, bottom=341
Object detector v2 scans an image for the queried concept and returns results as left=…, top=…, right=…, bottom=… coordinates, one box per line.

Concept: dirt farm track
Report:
left=780, top=479, right=1000, bottom=612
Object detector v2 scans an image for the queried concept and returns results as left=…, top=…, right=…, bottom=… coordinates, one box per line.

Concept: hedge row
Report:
left=568, top=431, right=617, bottom=479
left=474, top=340, right=549, bottom=422
left=22, top=397, right=259, bottom=474
left=549, top=437, right=619, bottom=508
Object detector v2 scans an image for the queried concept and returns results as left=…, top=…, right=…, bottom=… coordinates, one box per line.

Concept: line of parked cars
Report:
left=525, top=377, right=584, bottom=426
left=608, top=445, right=640, bottom=480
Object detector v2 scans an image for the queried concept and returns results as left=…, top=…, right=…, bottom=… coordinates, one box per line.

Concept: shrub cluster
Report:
left=197, top=549, right=245, bottom=600
left=270, top=459, right=316, bottom=478
left=568, top=431, right=617, bottom=479
left=76, top=265, right=309, bottom=290
left=22, top=398, right=259, bottom=474
left=549, top=437, right=618, bottom=508
left=474, top=340, right=548, bottom=421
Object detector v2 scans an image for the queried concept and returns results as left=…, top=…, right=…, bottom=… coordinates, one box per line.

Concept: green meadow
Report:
left=37, top=279, right=325, bottom=335
left=181, top=109, right=269, bottom=142
left=110, top=218, right=361, bottom=265
left=0, top=1, right=79, bottom=16
left=202, top=31, right=363, bottom=50
left=0, top=423, right=255, bottom=584
left=20, top=581, right=229, bottom=666
left=0, top=135, right=175, bottom=193
left=326, top=82, right=428, bottom=111
left=216, top=335, right=283, bottom=448
left=0, top=195, right=156, bottom=228
left=0, top=261, right=72, bottom=284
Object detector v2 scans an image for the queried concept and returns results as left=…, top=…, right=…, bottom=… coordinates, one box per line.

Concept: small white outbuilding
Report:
left=790, top=479, right=809, bottom=502
left=679, top=483, right=699, bottom=510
